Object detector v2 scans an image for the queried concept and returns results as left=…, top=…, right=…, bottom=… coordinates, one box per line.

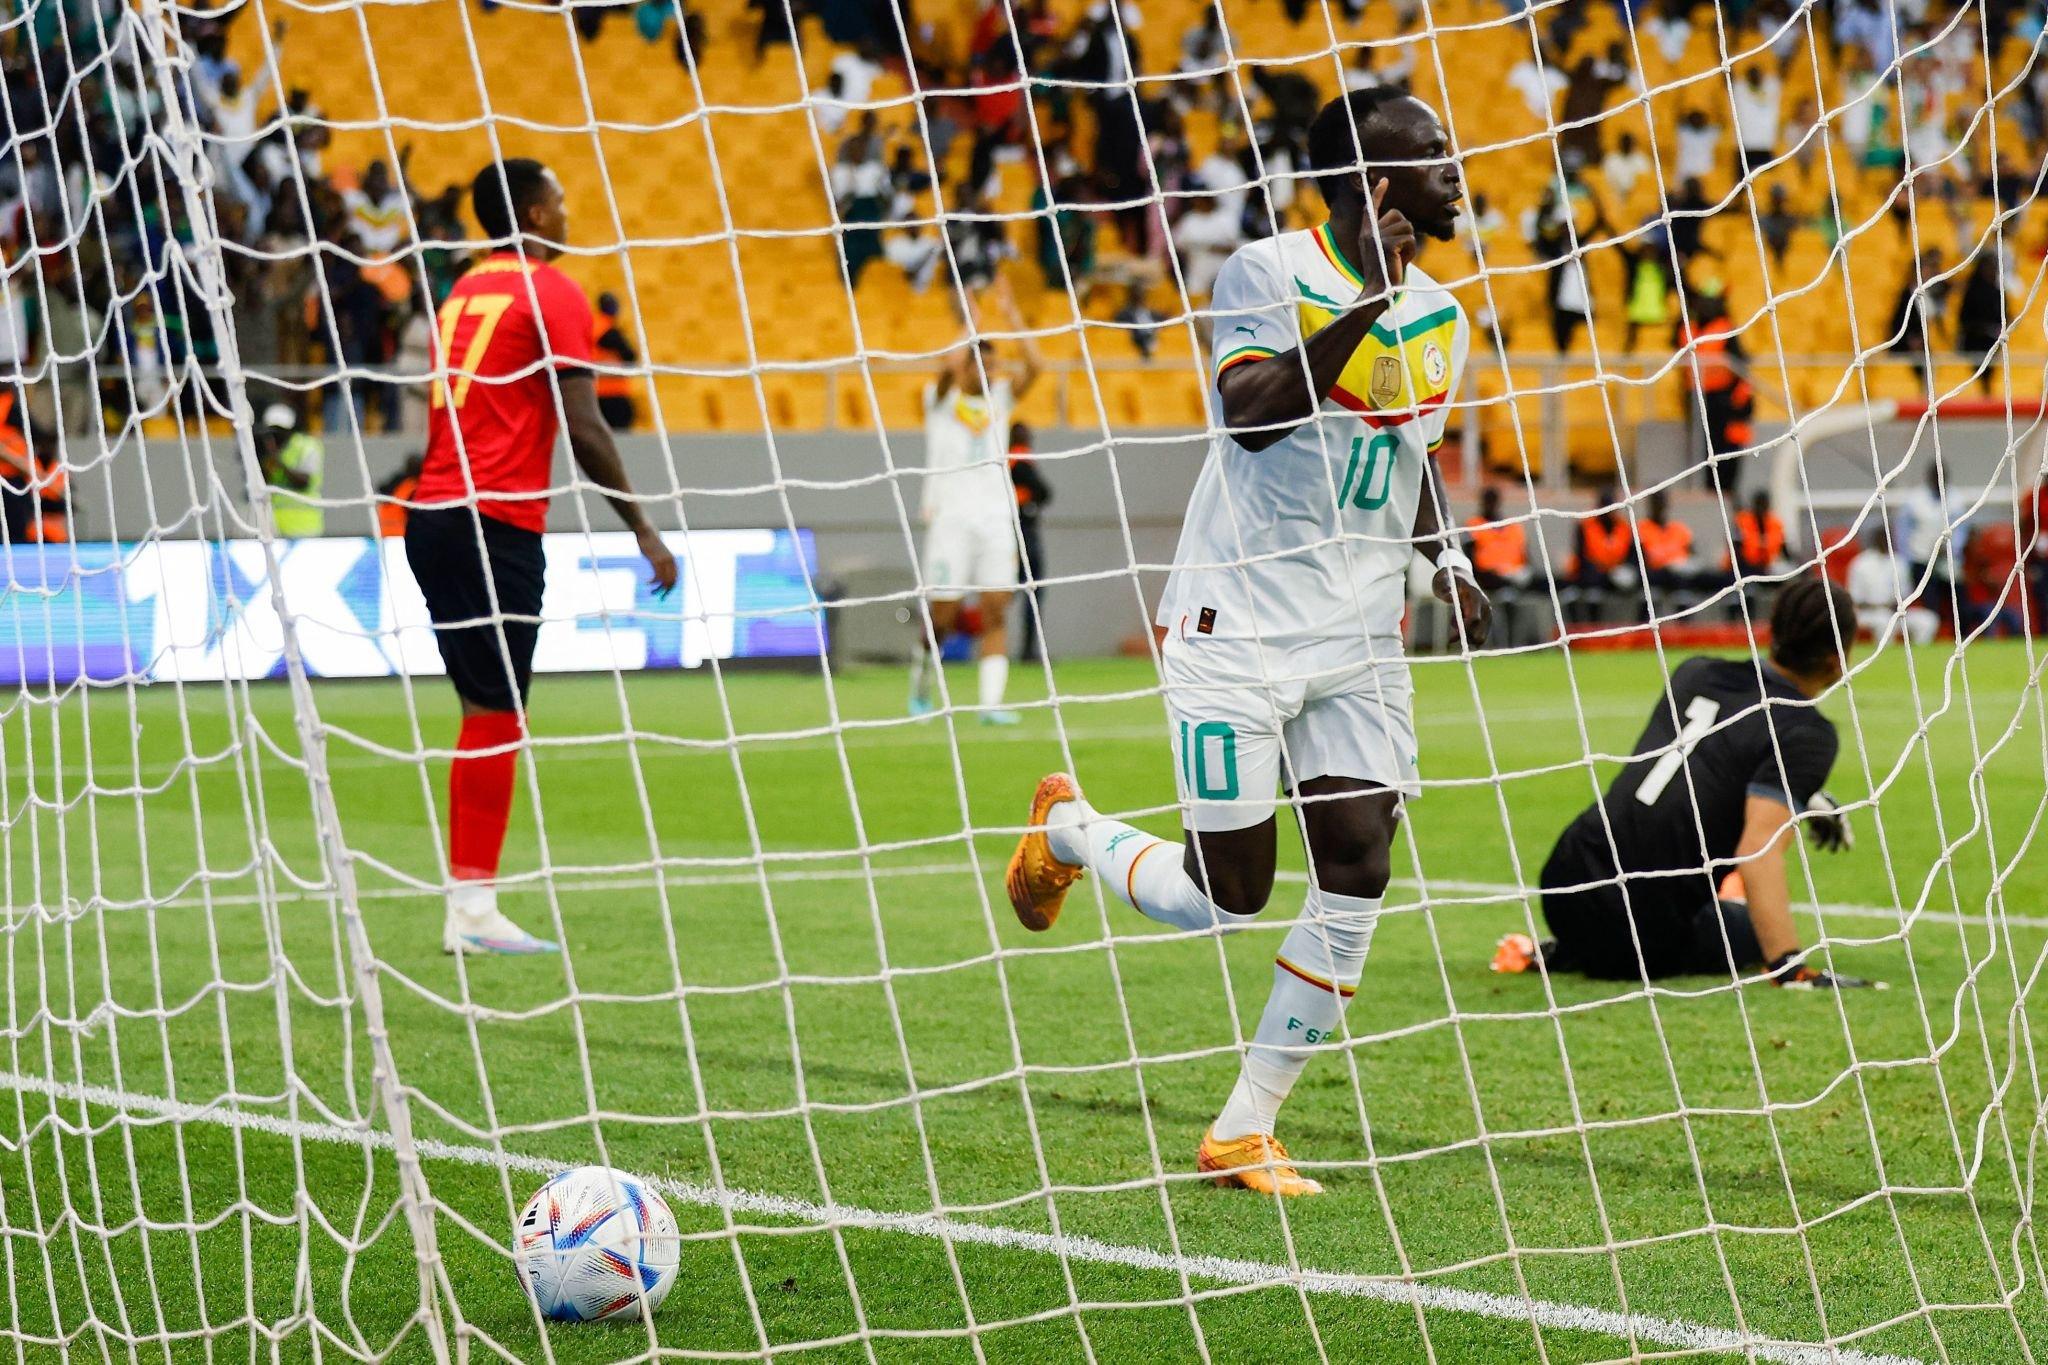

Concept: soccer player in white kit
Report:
left=1006, top=89, right=1491, bottom=1196
left=911, top=285, right=1042, bottom=724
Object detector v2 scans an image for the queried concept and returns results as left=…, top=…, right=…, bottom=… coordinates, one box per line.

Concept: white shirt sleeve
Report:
left=988, top=379, right=1014, bottom=444
left=1420, top=305, right=1470, bottom=453
left=1207, top=243, right=1297, bottom=381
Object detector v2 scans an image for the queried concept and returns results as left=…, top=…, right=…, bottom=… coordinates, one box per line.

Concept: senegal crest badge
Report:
left=1368, top=355, right=1403, bottom=407
left=1423, top=340, right=1448, bottom=386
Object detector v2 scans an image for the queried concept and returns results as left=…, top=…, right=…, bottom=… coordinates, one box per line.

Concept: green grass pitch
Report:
left=0, top=639, right=2042, bottom=1362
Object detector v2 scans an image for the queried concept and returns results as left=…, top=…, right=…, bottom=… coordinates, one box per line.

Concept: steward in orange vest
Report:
left=1639, top=488, right=1692, bottom=574
left=1564, top=486, right=1638, bottom=623
left=1731, top=492, right=1786, bottom=576
left=376, top=452, right=425, bottom=538
left=593, top=292, right=639, bottom=432
left=0, top=391, right=67, bottom=545
left=1463, top=485, right=1530, bottom=588
left=1680, top=291, right=1756, bottom=489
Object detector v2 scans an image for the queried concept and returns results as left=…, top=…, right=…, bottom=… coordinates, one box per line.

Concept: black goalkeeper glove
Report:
left=1766, top=951, right=1886, bottom=990
left=1803, top=791, right=1853, bottom=853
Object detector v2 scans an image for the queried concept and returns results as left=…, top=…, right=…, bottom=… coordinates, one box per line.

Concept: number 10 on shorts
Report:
left=1179, top=720, right=1240, bottom=800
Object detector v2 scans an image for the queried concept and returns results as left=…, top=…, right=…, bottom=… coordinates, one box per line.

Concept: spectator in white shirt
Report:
left=342, top=159, right=408, bottom=259
left=1179, top=6, right=1221, bottom=67
left=1601, top=131, right=1651, bottom=203
left=1172, top=190, right=1242, bottom=298
left=1675, top=108, right=1722, bottom=184
left=1645, top=0, right=1695, bottom=66
left=1508, top=49, right=1567, bottom=122
left=1836, top=0, right=1899, bottom=71
left=210, top=59, right=278, bottom=168
left=833, top=43, right=882, bottom=109
left=1731, top=65, right=1783, bottom=175
left=1899, top=462, right=1959, bottom=587
left=815, top=42, right=883, bottom=135
left=1783, top=95, right=1823, bottom=177
left=1848, top=523, right=1939, bottom=644
left=1193, top=138, right=1250, bottom=220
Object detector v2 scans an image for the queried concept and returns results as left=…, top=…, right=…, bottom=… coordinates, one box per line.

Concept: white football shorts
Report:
left=920, top=515, right=1020, bottom=601
left=1160, top=626, right=1420, bottom=832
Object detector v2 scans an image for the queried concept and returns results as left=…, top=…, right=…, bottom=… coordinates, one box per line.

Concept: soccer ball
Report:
left=514, top=1166, right=680, bottom=1322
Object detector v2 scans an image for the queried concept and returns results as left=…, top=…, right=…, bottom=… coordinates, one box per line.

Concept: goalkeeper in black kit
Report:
left=1494, top=577, right=1882, bottom=989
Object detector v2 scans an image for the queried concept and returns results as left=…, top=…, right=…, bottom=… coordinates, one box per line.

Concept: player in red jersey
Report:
left=407, top=157, right=678, bottom=955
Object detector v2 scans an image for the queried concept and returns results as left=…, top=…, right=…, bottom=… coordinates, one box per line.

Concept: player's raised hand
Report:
left=1356, top=178, right=1415, bottom=302
left=1433, top=567, right=1491, bottom=648
left=637, top=524, right=679, bottom=598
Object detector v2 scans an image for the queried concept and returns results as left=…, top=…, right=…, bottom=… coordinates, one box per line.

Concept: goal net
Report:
left=3, top=0, right=2046, bottom=1359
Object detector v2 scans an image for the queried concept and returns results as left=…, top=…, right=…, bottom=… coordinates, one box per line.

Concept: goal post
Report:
left=0, top=0, right=2044, bottom=1360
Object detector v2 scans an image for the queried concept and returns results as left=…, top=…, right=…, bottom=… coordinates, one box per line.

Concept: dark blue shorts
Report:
left=404, top=506, right=545, bottom=713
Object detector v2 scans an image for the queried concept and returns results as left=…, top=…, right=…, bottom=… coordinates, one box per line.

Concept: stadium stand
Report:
left=172, top=0, right=2043, bottom=462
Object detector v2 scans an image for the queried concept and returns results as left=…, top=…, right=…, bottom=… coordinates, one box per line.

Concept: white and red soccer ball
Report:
left=515, top=1166, right=680, bottom=1322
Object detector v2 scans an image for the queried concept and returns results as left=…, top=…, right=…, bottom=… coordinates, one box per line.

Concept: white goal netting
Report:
left=1, top=0, right=2046, bottom=1360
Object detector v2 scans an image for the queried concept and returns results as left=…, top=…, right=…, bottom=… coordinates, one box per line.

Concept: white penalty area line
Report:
left=0, top=1069, right=1921, bottom=1365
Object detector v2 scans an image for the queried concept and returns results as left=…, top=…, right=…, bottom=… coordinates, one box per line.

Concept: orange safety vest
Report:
left=1735, top=510, right=1784, bottom=569
left=0, top=390, right=26, bottom=466
left=1680, top=318, right=1741, bottom=394
left=1577, top=517, right=1633, bottom=573
left=378, top=474, right=419, bottom=537
left=0, top=390, right=62, bottom=541
left=1637, top=518, right=1692, bottom=570
left=1464, top=515, right=1527, bottom=576
left=593, top=318, right=634, bottom=400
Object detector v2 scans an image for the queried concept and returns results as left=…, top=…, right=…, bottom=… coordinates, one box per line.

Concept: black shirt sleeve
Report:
left=1747, top=714, right=1838, bottom=810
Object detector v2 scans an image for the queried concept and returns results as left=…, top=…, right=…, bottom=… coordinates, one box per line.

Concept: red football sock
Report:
left=449, top=710, right=524, bottom=882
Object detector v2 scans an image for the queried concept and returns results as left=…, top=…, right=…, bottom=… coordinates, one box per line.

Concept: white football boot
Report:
left=442, top=881, right=559, bottom=956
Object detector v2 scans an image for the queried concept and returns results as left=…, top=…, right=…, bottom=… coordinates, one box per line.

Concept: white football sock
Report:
left=1044, top=799, right=1230, bottom=931
left=978, top=653, right=1009, bottom=709
left=909, top=647, right=933, bottom=705
left=1212, top=889, right=1381, bottom=1141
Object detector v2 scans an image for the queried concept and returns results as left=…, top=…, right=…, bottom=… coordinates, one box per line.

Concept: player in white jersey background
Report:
left=1007, top=87, right=1491, bottom=1196
left=911, top=283, right=1042, bottom=724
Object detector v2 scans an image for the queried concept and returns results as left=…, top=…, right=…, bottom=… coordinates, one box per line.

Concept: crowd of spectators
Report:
left=0, top=0, right=646, bottom=472
left=796, top=0, right=1351, bottom=318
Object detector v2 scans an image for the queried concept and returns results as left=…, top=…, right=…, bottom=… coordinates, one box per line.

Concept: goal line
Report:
left=0, top=1066, right=1923, bottom=1365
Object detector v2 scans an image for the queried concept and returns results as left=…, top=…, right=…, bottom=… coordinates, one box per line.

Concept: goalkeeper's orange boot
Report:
left=1197, top=1128, right=1324, bottom=1197
left=1005, top=772, right=1084, bottom=932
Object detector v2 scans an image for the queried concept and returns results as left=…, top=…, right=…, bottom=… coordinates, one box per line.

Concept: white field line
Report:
left=128, top=863, right=2044, bottom=935
left=0, top=1068, right=1922, bottom=1365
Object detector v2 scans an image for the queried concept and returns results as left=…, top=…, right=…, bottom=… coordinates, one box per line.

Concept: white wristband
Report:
left=1434, top=547, right=1473, bottom=577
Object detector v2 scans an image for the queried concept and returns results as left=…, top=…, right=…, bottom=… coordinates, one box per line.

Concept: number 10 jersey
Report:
left=1157, top=225, right=1470, bottom=645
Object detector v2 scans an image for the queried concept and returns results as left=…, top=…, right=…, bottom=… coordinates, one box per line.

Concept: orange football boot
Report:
left=1005, top=772, right=1085, bottom=932
left=1197, top=1128, right=1324, bottom=1197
